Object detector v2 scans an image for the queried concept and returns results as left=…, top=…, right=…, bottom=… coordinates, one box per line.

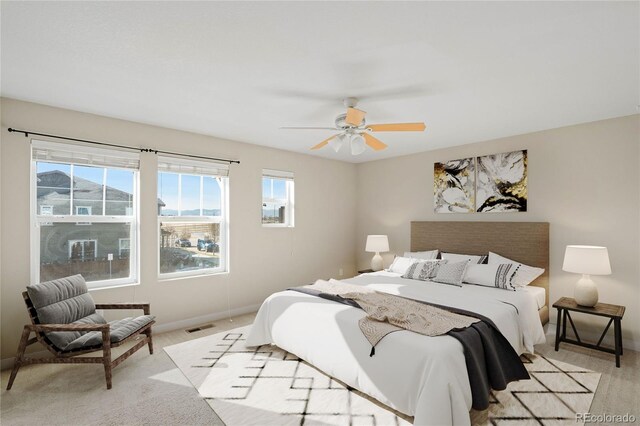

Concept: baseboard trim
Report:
left=1, top=303, right=260, bottom=371
left=545, top=321, right=640, bottom=352
left=152, top=303, right=260, bottom=334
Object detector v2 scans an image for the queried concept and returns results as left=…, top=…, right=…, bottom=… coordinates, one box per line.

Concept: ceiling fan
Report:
left=280, top=97, right=426, bottom=155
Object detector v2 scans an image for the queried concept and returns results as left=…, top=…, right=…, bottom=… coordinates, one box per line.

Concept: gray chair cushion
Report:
left=26, top=275, right=107, bottom=350
left=63, top=315, right=155, bottom=352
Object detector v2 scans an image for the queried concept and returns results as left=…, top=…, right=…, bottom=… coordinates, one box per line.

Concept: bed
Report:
left=247, top=221, right=549, bottom=425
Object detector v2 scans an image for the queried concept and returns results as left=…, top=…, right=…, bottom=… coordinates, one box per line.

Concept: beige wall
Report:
left=0, top=98, right=358, bottom=360
left=356, top=115, right=640, bottom=348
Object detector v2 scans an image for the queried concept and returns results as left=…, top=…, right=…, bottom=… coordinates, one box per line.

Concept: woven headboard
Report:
left=411, top=221, right=550, bottom=321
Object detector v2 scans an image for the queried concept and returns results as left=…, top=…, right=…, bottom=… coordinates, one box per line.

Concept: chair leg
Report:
left=6, top=326, right=31, bottom=390
left=101, top=329, right=112, bottom=390
left=145, top=328, right=154, bottom=355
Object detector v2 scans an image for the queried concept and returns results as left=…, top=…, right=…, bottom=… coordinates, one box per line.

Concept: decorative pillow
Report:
left=387, top=256, right=419, bottom=274
left=402, top=260, right=448, bottom=281
left=488, top=252, right=544, bottom=287
left=432, top=260, right=469, bottom=286
left=403, top=250, right=439, bottom=260
left=463, top=263, right=518, bottom=291
left=441, top=252, right=487, bottom=264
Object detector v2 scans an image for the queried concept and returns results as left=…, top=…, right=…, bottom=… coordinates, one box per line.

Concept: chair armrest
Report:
left=28, top=323, right=109, bottom=332
left=95, top=303, right=151, bottom=315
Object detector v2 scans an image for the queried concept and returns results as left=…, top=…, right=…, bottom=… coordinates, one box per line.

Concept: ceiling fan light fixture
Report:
left=350, top=134, right=366, bottom=155
left=329, top=133, right=347, bottom=152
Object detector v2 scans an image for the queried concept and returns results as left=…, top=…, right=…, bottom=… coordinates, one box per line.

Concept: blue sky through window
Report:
left=158, top=172, right=221, bottom=216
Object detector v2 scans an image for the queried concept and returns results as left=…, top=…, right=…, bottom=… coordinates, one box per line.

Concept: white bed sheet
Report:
left=246, top=271, right=546, bottom=425
left=520, top=285, right=546, bottom=309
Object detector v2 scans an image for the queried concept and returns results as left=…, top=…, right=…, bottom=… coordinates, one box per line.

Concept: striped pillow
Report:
left=463, top=263, right=518, bottom=291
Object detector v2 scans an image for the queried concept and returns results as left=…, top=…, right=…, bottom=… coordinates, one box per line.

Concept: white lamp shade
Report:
left=365, top=235, right=389, bottom=253
left=350, top=134, right=366, bottom=155
left=562, top=245, right=611, bottom=275
left=328, top=134, right=347, bottom=152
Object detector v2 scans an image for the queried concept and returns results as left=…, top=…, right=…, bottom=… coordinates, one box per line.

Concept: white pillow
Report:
left=463, top=263, right=517, bottom=291
left=387, top=256, right=419, bottom=274
left=487, top=252, right=545, bottom=287
left=404, top=250, right=438, bottom=260
left=441, top=252, right=487, bottom=264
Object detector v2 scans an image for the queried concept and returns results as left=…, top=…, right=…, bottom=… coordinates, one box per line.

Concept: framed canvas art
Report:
left=434, top=157, right=475, bottom=213
left=476, top=149, right=527, bottom=212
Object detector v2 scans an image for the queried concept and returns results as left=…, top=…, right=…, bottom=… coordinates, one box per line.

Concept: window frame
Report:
left=157, top=165, right=229, bottom=281
left=30, top=141, right=139, bottom=289
left=261, top=171, right=294, bottom=228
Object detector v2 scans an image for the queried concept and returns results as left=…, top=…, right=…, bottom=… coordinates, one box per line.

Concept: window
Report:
left=68, top=239, right=97, bottom=260
left=157, top=157, right=229, bottom=278
left=75, top=206, right=92, bottom=215
left=32, top=140, right=139, bottom=288
left=119, top=238, right=130, bottom=258
left=262, top=169, right=294, bottom=227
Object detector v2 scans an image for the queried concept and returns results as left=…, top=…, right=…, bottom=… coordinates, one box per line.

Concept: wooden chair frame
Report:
left=6, top=291, right=155, bottom=390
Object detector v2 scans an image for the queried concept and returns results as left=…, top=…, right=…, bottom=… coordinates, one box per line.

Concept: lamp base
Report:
left=574, top=274, right=598, bottom=307
left=370, top=253, right=383, bottom=272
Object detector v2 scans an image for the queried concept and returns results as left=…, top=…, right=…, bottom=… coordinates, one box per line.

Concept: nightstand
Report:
left=552, top=296, right=625, bottom=367
left=357, top=269, right=374, bottom=274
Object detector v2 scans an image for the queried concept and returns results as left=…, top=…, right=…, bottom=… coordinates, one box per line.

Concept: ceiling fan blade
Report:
left=310, top=134, right=338, bottom=150
left=363, top=133, right=388, bottom=151
left=345, top=107, right=366, bottom=126
left=280, top=126, right=339, bottom=130
left=367, top=122, right=426, bottom=132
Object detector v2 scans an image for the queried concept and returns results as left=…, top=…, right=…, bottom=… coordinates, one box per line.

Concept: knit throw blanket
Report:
left=302, top=280, right=480, bottom=349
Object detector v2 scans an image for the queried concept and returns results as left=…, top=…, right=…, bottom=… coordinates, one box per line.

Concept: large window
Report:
left=262, top=169, right=294, bottom=227
left=157, top=157, right=229, bottom=278
left=31, top=140, right=139, bottom=288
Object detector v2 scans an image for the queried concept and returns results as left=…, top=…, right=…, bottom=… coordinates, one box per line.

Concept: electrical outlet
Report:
left=339, top=268, right=344, bottom=277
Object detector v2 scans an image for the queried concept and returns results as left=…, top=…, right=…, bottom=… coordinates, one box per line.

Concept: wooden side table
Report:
left=552, top=297, right=625, bottom=367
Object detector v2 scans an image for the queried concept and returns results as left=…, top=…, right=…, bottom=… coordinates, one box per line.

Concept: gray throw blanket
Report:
left=289, top=280, right=529, bottom=410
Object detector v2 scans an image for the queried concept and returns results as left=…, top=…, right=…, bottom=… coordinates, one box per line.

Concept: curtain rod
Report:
left=7, top=127, right=241, bottom=165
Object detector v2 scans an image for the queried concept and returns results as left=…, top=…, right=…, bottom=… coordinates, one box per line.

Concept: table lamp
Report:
left=365, top=235, right=389, bottom=272
left=562, top=245, right=611, bottom=307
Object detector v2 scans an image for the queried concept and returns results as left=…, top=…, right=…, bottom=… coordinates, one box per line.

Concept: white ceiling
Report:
left=1, top=2, right=638, bottom=163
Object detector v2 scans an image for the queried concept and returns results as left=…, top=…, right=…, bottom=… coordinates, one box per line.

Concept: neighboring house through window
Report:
left=262, top=169, right=294, bottom=227
left=157, top=156, right=229, bottom=278
left=32, top=140, right=141, bottom=288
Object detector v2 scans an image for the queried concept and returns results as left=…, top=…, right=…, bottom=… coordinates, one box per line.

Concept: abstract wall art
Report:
left=476, top=149, right=528, bottom=212
left=433, top=157, right=475, bottom=213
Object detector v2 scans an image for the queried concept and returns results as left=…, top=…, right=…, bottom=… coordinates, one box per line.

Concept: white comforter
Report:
left=246, top=272, right=546, bottom=426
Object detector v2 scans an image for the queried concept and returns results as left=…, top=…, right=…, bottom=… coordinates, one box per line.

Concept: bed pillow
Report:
left=441, top=252, right=487, bottom=264
left=403, top=250, right=439, bottom=260
left=463, top=263, right=518, bottom=291
left=402, top=260, right=448, bottom=281
left=432, top=260, right=469, bottom=286
left=387, top=256, right=419, bottom=274
left=488, top=252, right=545, bottom=287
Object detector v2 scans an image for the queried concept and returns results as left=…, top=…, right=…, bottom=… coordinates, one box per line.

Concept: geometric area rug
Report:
left=165, top=325, right=600, bottom=426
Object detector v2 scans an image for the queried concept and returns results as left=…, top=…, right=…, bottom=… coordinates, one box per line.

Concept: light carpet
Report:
left=165, top=325, right=601, bottom=426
